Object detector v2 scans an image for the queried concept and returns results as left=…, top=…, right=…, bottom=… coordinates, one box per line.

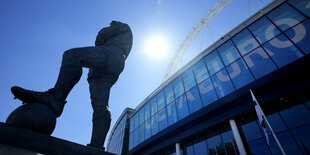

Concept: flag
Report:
left=250, top=89, right=269, bottom=145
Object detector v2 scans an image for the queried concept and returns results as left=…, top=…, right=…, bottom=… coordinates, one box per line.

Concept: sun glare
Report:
left=145, top=36, right=168, bottom=59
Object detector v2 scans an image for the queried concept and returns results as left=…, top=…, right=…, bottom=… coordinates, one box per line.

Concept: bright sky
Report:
left=0, top=0, right=272, bottom=147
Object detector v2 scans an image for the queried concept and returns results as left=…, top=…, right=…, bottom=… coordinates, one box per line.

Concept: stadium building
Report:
left=107, top=0, right=310, bottom=154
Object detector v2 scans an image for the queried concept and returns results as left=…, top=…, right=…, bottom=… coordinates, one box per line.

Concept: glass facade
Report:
left=107, top=113, right=128, bottom=155
left=241, top=101, right=310, bottom=154
left=129, top=0, right=310, bottom=151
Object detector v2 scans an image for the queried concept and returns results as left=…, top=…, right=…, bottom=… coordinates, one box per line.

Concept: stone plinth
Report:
left=0, top=122, right=115, bottom=155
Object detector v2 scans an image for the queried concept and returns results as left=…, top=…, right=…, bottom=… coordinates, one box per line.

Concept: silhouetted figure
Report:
left=11, top=21, right=133, bottom=150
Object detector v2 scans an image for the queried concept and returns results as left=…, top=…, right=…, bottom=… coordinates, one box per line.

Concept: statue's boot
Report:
left=11, top=64, right=82, bottom=117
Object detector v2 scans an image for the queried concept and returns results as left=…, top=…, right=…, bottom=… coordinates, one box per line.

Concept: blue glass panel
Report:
left=280, top=104, right=310, bottom=128
left=221, top=130, right=235, bottom=143
left=242, top=121, right=263, bottom=141
left=157, top=91, right=166, bottom=111
left=286, top=20, right=310, bottom=55
left=134, top=114, right=139, bottom=130
left=204, top=50, right=225, bottom=75
left=218, top=40, right=241, bottom=65
left=193, top=60, right=209, bottom=84
left=173, top=76, right=185, bottom=98
left=263, top=34, right=303, bottom=67
left=182, top=68, right=196, bottom=91
left=257, top=113, right=287, bottom=135
left=248, top=138, right=271, bottom=155
left=207, top=135, right=222, bottom=151
left=144, top=118, right=151, bottom=140
left=267, top=3, right=306, bottom=31
left=248, top=17, right=281, bottom=44
left=291, top=124, right=310, bottom=154
left=232, top=29, right=260, bottom=56
left=186, top=145, right=194, bottom=155
left=175, top=94, right=189, bottom=120
left=288, top=0, right=310, bottom=17
left=150, top=97, right=157, bottom=116
left=139, top=107, right=144, bottom=125
left=269, top=131, right=301, bottom=154
left=243, top=47, right=277, bottom=79
left=144, top=102, right=151, bottom=120
left=138, top=124, right=144, bottom=143
left=129, top=132, right=134, bottom=150
left=193, top=140, right=207, bottom=155
left=151, top=114, right=159, bottom=136
left=164, top=84, right=175, bottom=104
left=211, top=69, right=235, bottom=98
left=186, top=87, right=203, bottom=114
left=198, top=78, right=218, bottom=107
left=130, top=118, right=134, bottom=132
left=226, top=58, right=254, bottom=89
left=158, top=108, right=168, bottom=131
left=133, top=129, right=138, bottom=147
left=167, top=101, right=178, bottom=125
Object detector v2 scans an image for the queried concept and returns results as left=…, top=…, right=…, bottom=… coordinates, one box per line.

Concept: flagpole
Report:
left=250, top=89, right=286, bottom=155
left=258, top=106, right=286, bottom=155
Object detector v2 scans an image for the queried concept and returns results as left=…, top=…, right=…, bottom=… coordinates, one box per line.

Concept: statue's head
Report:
left=95, top=21, right=133, bottom=48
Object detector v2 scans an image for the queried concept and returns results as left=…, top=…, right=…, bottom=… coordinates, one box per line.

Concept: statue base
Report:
left=0, top=122, right=115, bottom=155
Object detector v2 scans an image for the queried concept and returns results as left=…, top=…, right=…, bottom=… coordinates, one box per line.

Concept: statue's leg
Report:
left=11, top=46, right=107, bottom=117
left=87, top=49, right=125, bottom=149
left=88, top=77, right=114, bottom=150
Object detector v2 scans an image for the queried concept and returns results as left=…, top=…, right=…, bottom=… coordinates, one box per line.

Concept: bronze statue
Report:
left=10, top=21, right=133, bottom=150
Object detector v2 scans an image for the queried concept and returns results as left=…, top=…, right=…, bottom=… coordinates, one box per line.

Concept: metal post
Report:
left=229, top=119, right=247, bottom=155
left=176, top=143, right=181, bottom=155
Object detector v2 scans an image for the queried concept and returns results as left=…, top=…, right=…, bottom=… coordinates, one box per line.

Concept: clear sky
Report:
left=0, top=0, right=272, bottom=147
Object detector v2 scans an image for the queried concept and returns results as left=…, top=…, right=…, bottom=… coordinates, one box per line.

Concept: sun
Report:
left=145, top=36, right=168, bottom=59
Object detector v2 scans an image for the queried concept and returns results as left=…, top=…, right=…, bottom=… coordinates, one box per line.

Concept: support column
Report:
left=175, top=143, right=181, bottom=155
left=229, top=119, right=247, bottom=155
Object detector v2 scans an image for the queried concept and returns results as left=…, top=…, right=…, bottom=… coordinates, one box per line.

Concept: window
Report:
left=158, top=108, right=168, bottom=131
left=138, top=124, right=144, bottom=143
left=134, top=114, right=139, bottom=130
left=267, top=3, right=306, bottom=31
left=130, top=117, right=134, bottom=132
left=176, top=94, right=190, bottom=120
left=145, top=118, right=151, bottom=140
left=279, top=104, right=310, bottom=128
left=139, top=107, right=144, bottom=125
left=248, top=138, right=271, bottom=155
left=193, top=140, right=207, bottom=155
left=186, top=145, right=194, bottom=155
left=167, top=101, right=178, bottom=125
left=173, top=76, right=185, bottom=98
left=226, top=58, right=254, bottom=89
left=211, top=69, right=235, bottom=98
left=291, top=124, right=310, bottom=153
left=248, top=16, right=281, bottom=44
left=207, top=134, right=222, bottom=154
left=192, top=60, right=209, bottom=84
left=157, top=91, right=166, bottom=111
left=144, top=102, right=151, bottom=120
left=257, top=113, right=287, bottom=135
left=204, top=50, right=225, bottom=75
left=186, top=86, right=203, bottom=114
left=151, top=114, right=159, bottom=136
left=218, top=40, right=241, bottom=65
left=241, top=121, right=263, bottom=141
left=150, top=97, right=157, bottom=116
left=263, top=34, right=303, bottom=68
left=285, top=20, right=310, bottom=55
left=164, top=84, right=175, bottom=104
left=232, top=29, right=260, bottom=56
left=133, top=129, right=139, bottom=147
left=198, top=78, right=218, bottom=106
left=129, top=132, right=134, bottom=149
left=269, top=131, right=301, bottom=154
left=182, top=68, right=197, bottom=91
left=243, top=47, right=277, bottom=79
left=288, top=0, right=310, bottom=17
